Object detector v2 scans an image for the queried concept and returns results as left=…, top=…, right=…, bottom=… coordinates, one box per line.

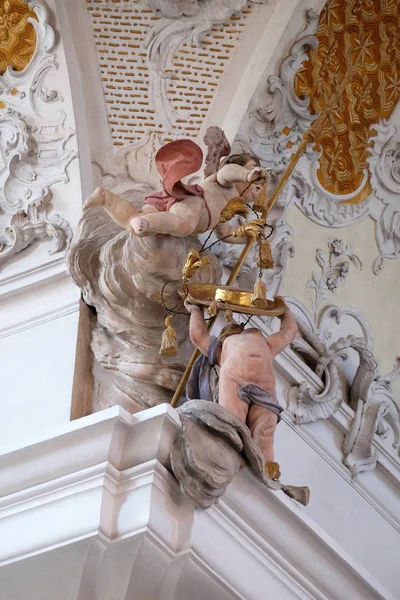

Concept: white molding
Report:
left=282, top=408, right=400, bottom=535
left=0, top=299, right=79, bottom=339
left=0, top=255, right=66, bottom=296
left=198, top=0, right=301, bottom=144
left=0, top=267, right=80, bottom=337
left=216, top=474, right=394, bottom=600
left=0, top=404, right=398, bottom=599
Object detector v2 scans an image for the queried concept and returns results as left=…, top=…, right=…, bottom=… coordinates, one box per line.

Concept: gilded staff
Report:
left=170, top=117, right=323, bottom=407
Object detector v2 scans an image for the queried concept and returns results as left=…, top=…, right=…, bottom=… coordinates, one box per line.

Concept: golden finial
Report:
left=251, top=278, right=269, bottom=310
left=219, top=197, right=249, bottom=223
left=182, top=248, right=210, bottom=282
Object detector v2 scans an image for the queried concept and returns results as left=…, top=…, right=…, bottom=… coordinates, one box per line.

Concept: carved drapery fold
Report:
left=67, top=145, right=221, bottom=413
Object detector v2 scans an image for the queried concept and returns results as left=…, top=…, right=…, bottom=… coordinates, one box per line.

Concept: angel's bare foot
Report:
left=131, top=216, right=149, bottom=236
left=84, top=187, right=105, bottom=209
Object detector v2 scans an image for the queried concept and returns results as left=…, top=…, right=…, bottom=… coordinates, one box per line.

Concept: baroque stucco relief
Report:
left=0, top=0, right=77, bottom=274
left=232, top=2, right=400, bottom=475
left=86, top=0, right=265, bottom=147
left=284, top=232, right=400, bottom=476
left=235, top=5, right=400, bottom=274
left=67, top=0, right=400, bottom=483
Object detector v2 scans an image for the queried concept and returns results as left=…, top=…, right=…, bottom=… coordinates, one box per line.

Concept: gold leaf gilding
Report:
left=0, top=0, right=38, bottom=75
left=294, top=0, right=400, bottom=202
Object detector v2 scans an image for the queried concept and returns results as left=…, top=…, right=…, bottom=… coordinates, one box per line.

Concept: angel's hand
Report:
left=184, top=299, right=202, bottom=314
left=247, top=167, right=268, bottom=183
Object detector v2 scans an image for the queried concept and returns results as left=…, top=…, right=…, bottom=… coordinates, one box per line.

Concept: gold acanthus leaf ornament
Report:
left=0, top=0, right=38, bottom=75
left=219, top=197, right=249, bottom=223
left=233, top=218, right=264, bottom=240
left=182, top=248, right=210, bottom=282
left=294, top=0, right=400, bottom=201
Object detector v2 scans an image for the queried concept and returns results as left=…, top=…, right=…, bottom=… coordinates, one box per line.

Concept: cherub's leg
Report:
left=247, top=404, right=278, bottom=463
left=84, top=187, right=140, bottom=230
left=218, top=377, right=249, bottom=424
left=131, top=212, right=197, bottom=237
left=141, top=204, right=159, bottom=215
left=131, top=199, right=202, bottom=237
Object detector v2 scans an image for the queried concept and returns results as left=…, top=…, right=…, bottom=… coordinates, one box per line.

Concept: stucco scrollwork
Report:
left=286, top=240, right=400, bottom=476
left=144, top=0, right=199, bottom=17
left=368, top=119, right=400, bottom=273
left=238, top=8, right=371, bottom=222
left=287, top=238, right=363, bottom=424
left=0, top=0, right=76, bottom=271
left=144, top=0, right=265, bottom=131
left=0, top=193, right=71, bottom=267
left=145, top=0, right=267, bottom=19
left=236, top=6, right=400, bottom=274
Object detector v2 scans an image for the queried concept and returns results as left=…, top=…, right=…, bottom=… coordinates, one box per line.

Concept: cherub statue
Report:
left=84, top=137, right=267, bottom=240
left=184, top=300, right=298, bottom=478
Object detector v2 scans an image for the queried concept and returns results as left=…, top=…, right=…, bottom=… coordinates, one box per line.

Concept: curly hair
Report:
left=220, top=153, right=261, bottom=169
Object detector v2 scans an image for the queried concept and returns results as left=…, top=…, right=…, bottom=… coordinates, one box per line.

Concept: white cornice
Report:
left=0, top=256, right=67, bottom=297
left=0, top=404, right=397, bottom=599
left=0, top=265, right=80, bottom=337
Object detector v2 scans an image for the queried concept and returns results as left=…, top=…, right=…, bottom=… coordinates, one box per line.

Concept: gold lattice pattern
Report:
left=294, top=0, right=400, bottom=200
left=87, top=0, right=252, bottom=146
left=0, top=0, right=37, bottom=75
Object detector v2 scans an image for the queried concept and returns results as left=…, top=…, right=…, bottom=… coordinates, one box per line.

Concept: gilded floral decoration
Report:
left=0, top=0, right=37, bottom=75
left=294, top=0, right=400, bottom=200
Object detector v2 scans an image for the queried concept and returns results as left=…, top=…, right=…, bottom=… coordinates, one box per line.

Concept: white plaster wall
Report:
left=0, top=0, right=88, bottom=444
left=274, top=384, right=400, bottom=594
left=0, top=311, right=79, bottom=445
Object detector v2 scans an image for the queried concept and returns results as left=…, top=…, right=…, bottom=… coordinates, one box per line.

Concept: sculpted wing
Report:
left=203, top=126, right=231, bottom=177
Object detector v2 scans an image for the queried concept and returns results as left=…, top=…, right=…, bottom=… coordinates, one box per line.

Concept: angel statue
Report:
left=68, top=128, right=267, bottom=414
left=184, top=300, right=298, bottom=478
left=168, top=300, right=310, bottom=508
left=84, top=131, right=267, bottom=241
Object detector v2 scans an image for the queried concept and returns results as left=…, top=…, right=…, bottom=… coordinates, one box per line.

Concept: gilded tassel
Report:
left=257, top=239, right=274, bottom=270
left=253, top=182, right=268, bottom=213
left=159, top=316, right=178, bottom=357
left=224, top=309, right=233, bottom=323
left=251, top=278, right=269, bottom=310
left=265, top=461, right=281, bottom=480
